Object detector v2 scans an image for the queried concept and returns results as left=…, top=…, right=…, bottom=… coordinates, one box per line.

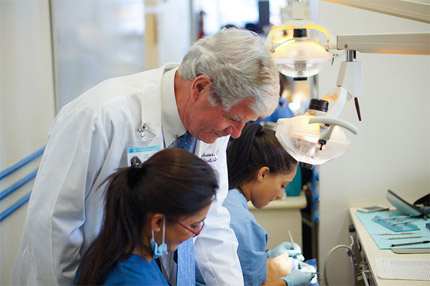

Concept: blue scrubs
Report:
left=223, top=189, right=268, bottom=286
left=75, top=254, right=169, bottom=285
left=256, top=97, right=295, bottom=124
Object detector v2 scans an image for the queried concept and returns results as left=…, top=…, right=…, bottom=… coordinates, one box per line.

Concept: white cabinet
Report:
left=249, top=192, right=307, bottom=249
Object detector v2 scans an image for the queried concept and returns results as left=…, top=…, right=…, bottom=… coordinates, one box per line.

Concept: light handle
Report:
left=309, top=116, right=358, bottom=137
left=265, top=20, right=336, bottom=51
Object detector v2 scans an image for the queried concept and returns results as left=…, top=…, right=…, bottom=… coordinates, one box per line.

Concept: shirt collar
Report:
left=232, top=188, right=249, bottom=209
left=161, top=65, right=186, bottom=147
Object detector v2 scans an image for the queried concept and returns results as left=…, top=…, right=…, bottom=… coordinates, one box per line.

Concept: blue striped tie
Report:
left=175, top=131, right=196, bottom=153
left=173, top=131, right=196, bottom=286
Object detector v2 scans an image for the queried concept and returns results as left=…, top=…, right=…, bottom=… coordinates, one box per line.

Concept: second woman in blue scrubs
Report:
left=225, top=122, right=314, bottom=286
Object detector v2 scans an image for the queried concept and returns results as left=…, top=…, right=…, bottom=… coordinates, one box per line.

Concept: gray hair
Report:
left=178, top=28, right=280, bottom=116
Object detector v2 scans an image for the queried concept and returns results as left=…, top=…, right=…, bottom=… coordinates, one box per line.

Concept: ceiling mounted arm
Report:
left=337, top=33, right=430, bottom=55
left=322, top=0, right=430, bottom=23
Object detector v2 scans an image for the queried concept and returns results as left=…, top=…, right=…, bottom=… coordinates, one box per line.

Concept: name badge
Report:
left=126, top=124, right=163, bottom=166
left=127, top=145, right=161, bottom=166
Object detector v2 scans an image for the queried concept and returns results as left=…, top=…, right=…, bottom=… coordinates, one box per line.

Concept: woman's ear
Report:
left=150, top=213, right=165, bottom=232
left=191, top=75, right=212, bottom=100
left=257, top=166, right=270, bottom=182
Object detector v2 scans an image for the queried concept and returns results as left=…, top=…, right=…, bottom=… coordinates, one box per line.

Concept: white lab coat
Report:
left=11, top=63, right=243, bottom=286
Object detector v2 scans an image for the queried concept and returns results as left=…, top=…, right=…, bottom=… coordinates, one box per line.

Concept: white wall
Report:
left=157, top=0, right=191, bottom=65
left=317, top=2, right=430, bottom=285
left=51, top=0, right=146, bottom=109
left=0, top=0, right=55, bottom=284
left=144, top=0, right=191, bottom=69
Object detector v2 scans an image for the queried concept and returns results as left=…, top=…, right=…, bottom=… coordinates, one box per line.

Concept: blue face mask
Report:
left=150, top=217, right=168, bottom=259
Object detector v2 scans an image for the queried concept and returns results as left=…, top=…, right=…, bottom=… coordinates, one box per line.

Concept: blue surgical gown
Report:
left=223, top=189, right=268, bottom=286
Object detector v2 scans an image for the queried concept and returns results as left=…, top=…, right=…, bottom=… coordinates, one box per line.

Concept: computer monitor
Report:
left=386, top=189, right=424, bottom=217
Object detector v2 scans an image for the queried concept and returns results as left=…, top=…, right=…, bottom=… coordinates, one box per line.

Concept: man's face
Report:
left=186, top=93, right=260, bottom=144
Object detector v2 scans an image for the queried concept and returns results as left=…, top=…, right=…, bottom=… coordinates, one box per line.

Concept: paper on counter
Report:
left=375, top=258, right=430, bottom=280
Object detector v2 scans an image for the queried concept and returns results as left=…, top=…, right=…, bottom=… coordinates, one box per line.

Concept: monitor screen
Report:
left=386, top=189, right=423, bottom=217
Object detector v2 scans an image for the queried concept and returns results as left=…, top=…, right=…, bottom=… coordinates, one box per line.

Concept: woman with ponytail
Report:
left=224, top=122, right=314, bottom=286
left=75, top=148, right=217, bottom=285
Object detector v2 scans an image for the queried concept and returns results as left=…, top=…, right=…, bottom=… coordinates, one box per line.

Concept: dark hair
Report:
left=227, top=122, right=297, bottom=189
left=77, top=148, right=218, bottom=285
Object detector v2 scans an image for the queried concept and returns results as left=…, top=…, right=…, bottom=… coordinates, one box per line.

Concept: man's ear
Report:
left=191, top=75, right=212, bottom=100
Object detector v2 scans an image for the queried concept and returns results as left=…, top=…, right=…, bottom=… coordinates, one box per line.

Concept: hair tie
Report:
left=257, top=125, right=265, bottom=135
left=130, top=156, right=144, bottom=168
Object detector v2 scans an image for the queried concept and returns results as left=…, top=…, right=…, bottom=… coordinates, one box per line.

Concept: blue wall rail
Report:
left=0, top=192, right=31, bottom=222
left=0, top=169, right=38, bottom=201
left=0, top=147, right=44, bottom=222
left=0, top=147, right=44, bottom=180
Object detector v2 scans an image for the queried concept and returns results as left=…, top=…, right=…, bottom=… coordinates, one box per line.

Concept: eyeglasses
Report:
left=171, top=219, right=205, bottom=237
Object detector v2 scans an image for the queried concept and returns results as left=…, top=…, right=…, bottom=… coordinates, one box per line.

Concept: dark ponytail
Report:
left=227, top=122, right=296, bottom=190
left=77, top=148, right=218, bottom=285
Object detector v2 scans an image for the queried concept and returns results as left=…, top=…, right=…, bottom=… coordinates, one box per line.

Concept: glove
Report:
left=267, top=242, right=302, bottom=258
left=280, top=270, right=315, bottom=286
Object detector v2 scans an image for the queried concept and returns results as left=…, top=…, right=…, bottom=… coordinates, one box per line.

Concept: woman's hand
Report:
left=266, top=253, right=294, bottom=282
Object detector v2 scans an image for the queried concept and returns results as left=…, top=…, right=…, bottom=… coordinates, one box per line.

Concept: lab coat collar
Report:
left=161, top=64, right=186, bottom=148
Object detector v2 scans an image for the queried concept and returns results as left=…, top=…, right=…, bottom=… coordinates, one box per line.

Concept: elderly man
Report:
left=12, top=28, right=280, bottom=286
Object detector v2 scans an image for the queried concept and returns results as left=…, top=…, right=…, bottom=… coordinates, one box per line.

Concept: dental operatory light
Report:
left=271, top=28, right=333, bottom=79
left=265, top=1, right=336, bottom=80
left=276, top=98, right=358, bottom=169
left=272, top=0, right=430, bottom=168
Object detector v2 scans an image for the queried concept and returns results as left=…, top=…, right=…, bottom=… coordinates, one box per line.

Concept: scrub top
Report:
left=257, top=97, right=294, bottom=124
left=75, top=254, right=169, bottom=286
left=223, top=189, right=268, bottom=286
